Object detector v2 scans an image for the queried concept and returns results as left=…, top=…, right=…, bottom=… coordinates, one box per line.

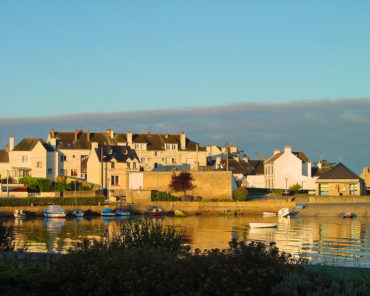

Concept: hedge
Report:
left=151, top=191, right=181, bottom=201
left=0, top=196, right=106, bottom=207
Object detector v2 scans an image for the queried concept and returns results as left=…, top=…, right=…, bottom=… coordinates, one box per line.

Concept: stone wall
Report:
left=309, top=195, right=370, bottom=203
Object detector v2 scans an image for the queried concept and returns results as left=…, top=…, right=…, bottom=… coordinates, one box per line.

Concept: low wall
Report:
left=309, top=196, right=370, bottom=203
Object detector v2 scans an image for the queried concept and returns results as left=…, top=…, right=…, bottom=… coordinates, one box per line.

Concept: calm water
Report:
left=3, top=215, right=370, bottom=267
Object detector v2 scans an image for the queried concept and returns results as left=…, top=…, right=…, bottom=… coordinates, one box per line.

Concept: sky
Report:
left=1, top=1, right=369, bottom=172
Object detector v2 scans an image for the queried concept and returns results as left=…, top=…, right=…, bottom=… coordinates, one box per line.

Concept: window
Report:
left=141, top=158, right=145, bottom=163
left=36, top=161, right=42, bottom=168
left=133, top=162, right=137, bottom=169
left=171, top=158, right=176, bottom=164
left=165, top=144, right=177, bottom=150
left=71, top=169, right=77, bottom=176
left=111, top=175, right=119, bottom=186
left=61, top=155, right=66, bottom=162
left=320, top=184, right=329, bottom=195
left=22, top=155, right=28, bottom=163
left=127, top=162, right=130, bottom=169
left=154, top=152, right=158, bottom=156
left=111, top=162, right=115, bottom=169
left=60, top=169, right=66, bottom=176
left=350, top=184, right=357, bottom=195
left=47, top=168, right=53, bottom=174
left=154, top=163, right=158, bottom=168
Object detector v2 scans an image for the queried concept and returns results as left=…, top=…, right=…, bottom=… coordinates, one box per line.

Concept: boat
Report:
left=116, top=209, right=130, bottom=217
left=148, top=207, right=163, bottom=217
left=43, top=205, right=66, bottom=218
left=263, top=212, right=277, bottom=216
left=343, top=212, right=355, bottom=218
left=14, top=209, right=27, bottom=218
left=220, top=209, right=235, bottom=216
left=249, top=223, right=278, bottom=228
left=278, top=208, right=290, bottom=217
left=71, top=209, right=84, bottom=217
left=295, top=204, right=305, bottom=209
left=101, top=208, right=116, bottom=216
left=174, top=209, right=186, bottom=217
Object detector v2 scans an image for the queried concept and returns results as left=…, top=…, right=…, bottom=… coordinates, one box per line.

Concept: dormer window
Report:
left=165, top=144, right=177, bottom=150
left=111, top=162, right=115, bottom=169
left=134, top=143, right=146, bottom=150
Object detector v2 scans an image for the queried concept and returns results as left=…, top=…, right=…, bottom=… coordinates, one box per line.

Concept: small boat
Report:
left=101, top=208, right=115, bottom=216
left=116, top=209, right=130, bottom=217
left=263, top=212, right=277, bottom=216
left=14, top=209, right=26, bottom=218
left=43, top=205, right=66, bottom=218
left=220, top=209, right=235, bottom=216
left=278, top=208, right=290, bottom=217
left=249, top=223, right=278, bottom=228
left=148, top=207, right=163, bottom=217
left=343, top=212, right=355, bottom=218
left=295, top=204, right=305, bottom=209
left=174, top=209, right=186, bottom=217
left=71, top=210, right=84, bottom=217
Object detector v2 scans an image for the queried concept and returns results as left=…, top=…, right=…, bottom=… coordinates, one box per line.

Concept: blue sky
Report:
left=1, top=1, right=370, bottom=117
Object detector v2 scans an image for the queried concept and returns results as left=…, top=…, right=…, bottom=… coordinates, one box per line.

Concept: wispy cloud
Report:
left=1, top=98, right=369, bottom=173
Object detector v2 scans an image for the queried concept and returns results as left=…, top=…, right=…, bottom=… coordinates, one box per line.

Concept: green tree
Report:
left=169, top=171, right=194, bottom=197
left=288, top=183, right=302, bottom=195
left=233, top=187, right=249, bottom=201
left=314, top=159, right=336, bottom=168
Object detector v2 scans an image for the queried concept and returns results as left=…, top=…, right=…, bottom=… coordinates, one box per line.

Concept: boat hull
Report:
left=249, top=223, right=278, bottom=228
left=43, top=212, right=66, bottom=218
left=263, top=212, right=277, bottom=216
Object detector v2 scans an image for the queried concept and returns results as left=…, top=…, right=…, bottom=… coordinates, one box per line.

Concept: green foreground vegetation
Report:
left=0, top=220, right=369, bottom=296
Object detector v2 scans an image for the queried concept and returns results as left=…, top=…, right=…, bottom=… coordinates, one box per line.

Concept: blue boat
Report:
left=101, top=208, right=115, bottom=216
left=116, top=209, right=130, bottom=217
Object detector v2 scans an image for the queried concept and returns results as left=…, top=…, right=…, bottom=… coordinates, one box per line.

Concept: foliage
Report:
left=19, top=177, right=51, bottom=192
left=233, top=187, right=249, bottom=201
left=288, top=183, right=302, bottom=195
left=313, top=160, right=337, bottom=168
left=0, top=222, right=27, bottom=252
left=169, top=170, right=194, bottom=196
left=0, top=196, right=105, bottom=207
left=0, top=261, right=59, bottom=296
left=54, top=179, right=94, bottom=192
left=151, top=191, right=181, bottom=201
left=53, top=178, right=69, bottom=192
left=272, top=266, right=370, bottom=296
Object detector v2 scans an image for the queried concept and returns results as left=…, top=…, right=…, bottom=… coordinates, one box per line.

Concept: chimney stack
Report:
left=284, top=146, right=292, bottom=153
left=87, top=129, right=91, bottom=142
left=9, top=136, right=14, bottom=151
left=49, top=138, right=57, bottom=149
left=74, top=129, right=79, bottom=142
left=273, top=149, right=280, bottom=155
left=180, top=132, right=186, bottom=150
left=50, top=128, right=55, bottom=138
left=107, top=128, right=114, bottom=139
left=127, top=131, right=132, bottom=146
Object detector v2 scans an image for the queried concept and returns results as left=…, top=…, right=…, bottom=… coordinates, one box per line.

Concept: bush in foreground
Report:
left=233, top=187, right=249, bottom=201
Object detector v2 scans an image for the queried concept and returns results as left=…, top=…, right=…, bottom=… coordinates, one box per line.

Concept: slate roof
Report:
left=248, top=160, right=265, bottom=175
left=318, top=163, right=360, bottom=180
left=51, top=130, right=206, bottom=151
left=311, top=166, right=331, bottom=177
left=13, top=138, right=54, bottom=152
left=221, top=159, right=264, bottom=176
left=0, top=150, right=9, bottom=163
left=96, top=146, right=139, bottom=163
left=265, top=151, right=310, bottom=164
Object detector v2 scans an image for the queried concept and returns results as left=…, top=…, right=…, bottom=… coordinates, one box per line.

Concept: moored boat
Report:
left=43, top=205, right=66, bottom=218
left=278, top=208, right=290, bottom=217
left=249, top=223, right=278, bottom=228
left=14, top=209, right=26, bottom=218
left=220, top=209, right=235, bottom=216
left=72, top=209, right=84, bottom=217
left=174, top=209, right=186, bottom=217
left=148, top=207, right=163, bottom=217
left=263, top=212, right=277, bottom=216
left=343, top=212, right=355, bottom=218
left=116, top=209, right=130, bottom=217
left=101, top=208, right=115, bottom=216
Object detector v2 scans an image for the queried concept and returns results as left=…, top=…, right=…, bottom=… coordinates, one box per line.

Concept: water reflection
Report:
left=4, top=215, right=370, bottom=267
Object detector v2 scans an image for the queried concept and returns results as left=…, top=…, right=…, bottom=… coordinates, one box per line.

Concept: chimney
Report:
left=9, top=136, right=14, bottom=151
left=74, top=129, right=78, bottom=142
left=127, top=131, right=132, bottom=146
left=91, top=142, right=99, bottom=149
left=284, top=146, right=292, bottom=153
left=180, top=132, right=186, bottom=150
left=50, top=138, right=57, bottom=149
left=273, top=149, right=280, bottom=155
left=5, top=144, right=9, bottom=152
left=255, top=152, right=259, bottom=160
left=107, top=128, right=114, bottom=139
left=87, top=129, right=91, bottom=142
left=50, top=128, right=55, bottom=138
left=317, top=161, right=322, bottom=169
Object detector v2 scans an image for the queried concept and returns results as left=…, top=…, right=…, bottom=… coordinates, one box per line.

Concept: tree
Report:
left=233, top=187, right=248, bottom=201
left=314, top=160, right=336, bottom=168
left=288, top=183, right=302, bottom=195
left=169, top=171, right=194, bottom=197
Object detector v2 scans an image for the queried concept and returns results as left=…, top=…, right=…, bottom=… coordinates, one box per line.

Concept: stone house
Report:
left=316, top=163, right=365, bottom=196
left=360, top=167, right=370, bottom=190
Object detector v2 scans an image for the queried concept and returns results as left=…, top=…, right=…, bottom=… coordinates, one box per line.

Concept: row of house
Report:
left=0, top=128, right=366, bottom=197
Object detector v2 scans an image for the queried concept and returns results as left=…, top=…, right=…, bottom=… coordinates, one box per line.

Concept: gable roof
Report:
left=265, top=150, right=310, bottom=164
left=248, top=160, right=265, bottom=175
left=318, top=163, right=360, bottom=180
left=54, top=131, right=116, bottom=149
left=13, top=138, right=54, bottom=152
left=0, top=150, right=9, bottom=163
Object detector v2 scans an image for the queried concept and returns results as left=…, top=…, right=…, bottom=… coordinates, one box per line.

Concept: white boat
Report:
left=43, top=205, right=66, bottom=218
left=278, top=208, right=290, bottom=217
left=101, top=208, right=115, bottom=216
left=72, top=210, right=84, bottom=217
left=14, top=209, right=26, bottom=218
left=263, top=212, right=277, bottom=216
left=148, top=207, right=163, bottom=217
left=116, top=209, right=130, bottom=217
left=249, top=223, right=278, bottom=228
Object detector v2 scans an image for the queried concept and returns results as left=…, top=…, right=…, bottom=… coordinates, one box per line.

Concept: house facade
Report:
left=360, top=167, right=370, bottom=190
left=264, top=146, right=317, bottom=190
left=316, top=163, right=365, bottom=196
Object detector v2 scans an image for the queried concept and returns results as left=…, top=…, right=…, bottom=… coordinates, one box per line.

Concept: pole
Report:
left=100, top=147, right=104, bottom=195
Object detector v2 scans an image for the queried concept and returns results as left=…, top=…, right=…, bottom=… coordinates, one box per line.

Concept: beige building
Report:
left=316, top=163, right=365, bottom=196
left=360, top=167, right=370, bottom=190
left=0, top=147, right=10, bottom=181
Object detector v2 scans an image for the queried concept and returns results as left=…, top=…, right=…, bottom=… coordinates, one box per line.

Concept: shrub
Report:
left=151, top=191, right=180, bottom=201
left=233, top=187, right=249, bottom=201
left=19, top=177, right=51, bottom=192
left=288, top=183, right=302, bottom=195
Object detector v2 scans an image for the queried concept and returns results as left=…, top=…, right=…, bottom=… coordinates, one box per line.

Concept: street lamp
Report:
left=285, top=178, right=288, bottom=190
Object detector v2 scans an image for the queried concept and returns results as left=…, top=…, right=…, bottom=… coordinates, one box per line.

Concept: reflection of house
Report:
left=264, top=146, right=316, bottom=190
left=316, top=163, right=365, bottom=196
left=360, top=167, right=370, bottom=190
left=86, top=145, right=140, bottom=196
left=9, top=138, right=58, bottom=181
